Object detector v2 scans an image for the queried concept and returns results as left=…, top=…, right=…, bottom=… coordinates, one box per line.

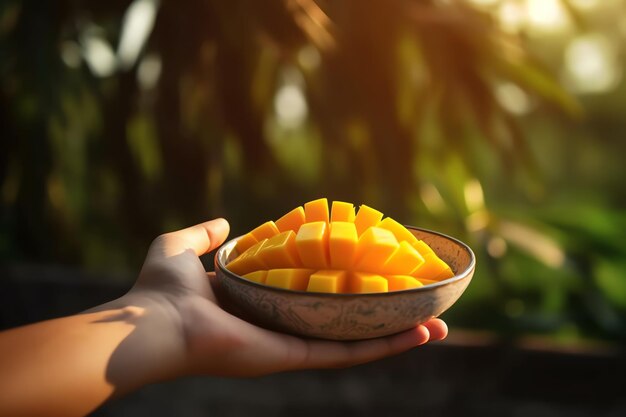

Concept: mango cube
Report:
left=257, top=230, right=301, bottom=268
left=328, top=221, right=358, bottom=270
left=350, top=273, right=388, bottom=293
left=265, top=269, right=313, bottom=291
left=385, top=275, right=424, bottom=291
left=250, top=221, right=280, bottom=241
left=304, top=198, right=329, bottom=223
left=413, top=253, right=454, bottom=280
left=382, top=241, right=425, bottom=275
left=330, top=201, right=356, bottom=222
left=354, top=227, right=398, bottom=273
left=275, top=206, right=306, bottom=233
left=235, top=232, right=258, bottom=254
left=243, top=270, right=268, bottom=284
left=307, top=270, right=348, bottom=293
left=295, top=221, right=329, bottom=269
left=226, top=239, right=268, bottom=276
left=377, top=217, right=418, bottom=245
left=354, top=204, right=384, bottom=236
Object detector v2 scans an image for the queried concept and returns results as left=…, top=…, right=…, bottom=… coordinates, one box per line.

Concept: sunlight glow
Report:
left=498, top=2, right=525, bottom=33
left=82, top=36, right=117, bottom=77
left=526, top=0, right=570, bottom=33
left=298, top=45, right=321, bottom=71
left=274, top=85, right=308, bottom=129
left=117, top=0, right=159, bottom=70
left=496, top=82, right=531, bottom=115
left=467, top=0, right=501, bottom=7
left=420, top=183, right=446, bottom=214
left=500, top=220, right=565, bottom=268
left=569, top=0, right=600, bottom=10
left=565, top=33, right=620, bottom=94
left=464, top=179, right=485, bottom=212
left=137, top=54, right=161, bottom=90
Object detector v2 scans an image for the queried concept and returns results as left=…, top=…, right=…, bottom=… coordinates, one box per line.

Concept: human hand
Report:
left=121, top=218, right=448, bottom=379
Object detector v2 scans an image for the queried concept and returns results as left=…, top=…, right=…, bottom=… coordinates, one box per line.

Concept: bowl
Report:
left=214, top=226, right=475, bottom=340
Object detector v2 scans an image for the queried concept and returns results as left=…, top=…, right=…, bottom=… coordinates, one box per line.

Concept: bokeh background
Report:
left=1, top=0, right=626, bottom=415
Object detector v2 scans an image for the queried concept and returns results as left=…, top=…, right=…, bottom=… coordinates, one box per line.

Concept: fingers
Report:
left=422, top=318, right=448, bottom=342
left=150, top=218, right=230, bottom=258
left=286, top=321, right=446, bottom=371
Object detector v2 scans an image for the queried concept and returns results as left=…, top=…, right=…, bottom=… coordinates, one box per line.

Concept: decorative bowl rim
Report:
left=215, top=225, right=475, bottom=298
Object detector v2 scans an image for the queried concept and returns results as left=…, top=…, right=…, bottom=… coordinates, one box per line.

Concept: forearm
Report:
left=0, top=296, right=185, bottom=417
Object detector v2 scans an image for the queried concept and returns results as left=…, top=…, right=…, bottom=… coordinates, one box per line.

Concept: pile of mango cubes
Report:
left=226, top=199, right=454, bottom=293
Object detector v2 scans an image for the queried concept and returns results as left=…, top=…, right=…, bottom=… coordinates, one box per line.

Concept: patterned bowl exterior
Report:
left=214, top=227, right=475, bottom=341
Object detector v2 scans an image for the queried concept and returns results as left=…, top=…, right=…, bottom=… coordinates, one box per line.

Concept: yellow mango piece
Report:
left=435, top=266, right=455, bottom=280
left=304, top=198, right=329, bottom=223
left=377, top=217, right=418, bottom=245
left=243, top=270, right=268, bottom=284
left=295, top=221, right=329, bottom=269
left=330, top=201, right=356, bottom=222
left=265, top=268, right=313, bottom=291
left=417, top=278, right=438, bottom=286
left=412, top=240, right=437, bottom=258
left=250, top=221, right=280, bottom=241
left=382, top=241, right=425, bottom=275
left=350, top=272, right=389, bottom=293
left=413, top=254, right=453, bottom=280
left=385, top=275, right=424, bottom=291
left=353, top=227, right=398, bottom=273
left=235, top=232, right=258, bottom=254
left=226, top=239, right=268, bottom=276
left=307, top=270, right=348, bottom=293
left=275, top=206, right=306, bottom=233
left=328, top=221, right=358, bottom=270
left=354, top=204, right=384, bottom=236
left=257, top=230, right=302, bottom=269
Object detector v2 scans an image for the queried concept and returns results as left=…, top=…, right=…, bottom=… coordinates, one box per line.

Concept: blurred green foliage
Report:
left=1, top=0, right=625, bottom=341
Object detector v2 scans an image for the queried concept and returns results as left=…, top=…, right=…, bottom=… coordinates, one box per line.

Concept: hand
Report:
left=125, top=218, right=448, bottom=378
left=0, top=218, right=448, bottom=417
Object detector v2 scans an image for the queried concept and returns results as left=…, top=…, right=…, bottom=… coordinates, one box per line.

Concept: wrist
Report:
left=86, top=291, right=189, bottom=391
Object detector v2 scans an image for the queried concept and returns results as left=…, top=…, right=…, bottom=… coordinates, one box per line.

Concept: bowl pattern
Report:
left=215, top=227, right=475, bottom=340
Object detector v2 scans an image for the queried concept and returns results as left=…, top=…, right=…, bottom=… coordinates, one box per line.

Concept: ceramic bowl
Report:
left=214, top=226, right=475, bottom=341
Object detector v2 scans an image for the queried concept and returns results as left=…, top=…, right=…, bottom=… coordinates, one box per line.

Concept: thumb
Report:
left=149, top=218, right=231, bottom=259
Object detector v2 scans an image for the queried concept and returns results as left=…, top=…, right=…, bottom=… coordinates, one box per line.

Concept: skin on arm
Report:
left=0, top=218, right=448, bottom=417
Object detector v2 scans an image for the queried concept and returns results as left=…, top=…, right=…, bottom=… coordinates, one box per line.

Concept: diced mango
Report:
left=295, top=221, right=329, bottom=269
left=243, top=270, right=268, bottom=284
left=265, top=269, right=313, bottom=291
left=226, top=199, right=456, bottom=294
left=307, top=270, right=348, bottom=293
left=250, top=221, right=280, bottom=241
left=275, top=206, right=306, bottom=233
left=235, top=232, right=258, bottom=254
left=353, top=227, right=398, bottom=273
left=304, top=198, right=329, bottom=223
left=385, top=275, right=424, bottom=291
left=257, top=231, right=301, bottom=268
left=350, top=272, right=388, bottom=293
left=413, top=254, right=454, bottom=280
left=330, top=201, right=356, bottom=222
left=328, top=221, right=358, bottom=270
left=226, top=239, right=268, bottom=276
left=354, top=204, right=384, bottom=236
left=435, top=266, right=455, bottom=280
left=377, top=217, right=418, bottom=245
left=412, top=239, right=437, bottom=258
left=382, top=241, right=425, bottom=275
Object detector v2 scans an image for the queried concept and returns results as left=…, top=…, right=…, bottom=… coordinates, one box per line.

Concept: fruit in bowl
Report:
left=215, top=199, right=475, bottom=340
